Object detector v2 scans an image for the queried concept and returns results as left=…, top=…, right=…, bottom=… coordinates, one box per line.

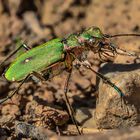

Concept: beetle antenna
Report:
left=104, top=33, right=140, bottom=38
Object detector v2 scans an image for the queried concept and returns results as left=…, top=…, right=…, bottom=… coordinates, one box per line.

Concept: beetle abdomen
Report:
left=5, top=38, right=64, bottom=81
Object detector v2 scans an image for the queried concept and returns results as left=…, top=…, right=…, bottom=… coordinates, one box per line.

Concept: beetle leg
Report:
left=64, top=69, right=82, bottom=135
left=75, top=60, right=128, bottom=115
left=0, top=70, right=49, bottom=104
left=0, top=74, right=31, bottom=104
left=79, top=60, right=124, bottom=97
left=0, top=41, right=31, bottom=69
left=71, top=52, right=124, bottom=97
left=31, top=70, right=82, bottom=134
left=14, top=38, right=31, bottom=50
left=31, top=71, right=46, bottom=83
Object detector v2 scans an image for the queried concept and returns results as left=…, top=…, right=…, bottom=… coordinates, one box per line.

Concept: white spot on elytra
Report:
left=25, top=59, right=30, bottom=63
left=12, top=77, right=15, bottom=81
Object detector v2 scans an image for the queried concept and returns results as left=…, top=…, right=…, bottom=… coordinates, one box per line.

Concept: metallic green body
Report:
left=5, top=26, right=103, bottom=82
left=66, top=34, right=80, bottom=47
left=5, top=38, right=64, bottom=81
left=80, top=27, right=103, bottom=39
left=2, top=26, right=125, bottom=98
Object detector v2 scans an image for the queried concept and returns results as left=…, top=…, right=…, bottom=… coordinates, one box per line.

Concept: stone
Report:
left=95, top=63, right=140, bottom=128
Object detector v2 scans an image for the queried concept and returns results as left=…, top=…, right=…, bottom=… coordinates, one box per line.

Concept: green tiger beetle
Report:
left=0, top=26, right=140, bottom=134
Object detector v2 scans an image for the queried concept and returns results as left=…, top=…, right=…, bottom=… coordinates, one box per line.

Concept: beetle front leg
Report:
left=75, top=60, right=124, bottom=97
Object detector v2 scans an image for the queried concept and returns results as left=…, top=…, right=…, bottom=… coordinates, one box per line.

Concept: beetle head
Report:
left=79, top=26, right=103, bottom=44
left=78, top=26, right=117, bottom=61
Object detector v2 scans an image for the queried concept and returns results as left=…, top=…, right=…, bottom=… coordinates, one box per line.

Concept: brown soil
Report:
left=0, top=0, right=140, bottom=139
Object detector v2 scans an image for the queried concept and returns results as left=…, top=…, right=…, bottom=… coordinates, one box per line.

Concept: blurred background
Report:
left=0, top=0, right=140, bottom=47
left=0, top=0, right=140, bottom=139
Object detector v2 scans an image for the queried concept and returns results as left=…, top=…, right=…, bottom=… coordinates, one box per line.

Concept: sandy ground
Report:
left=0, top=0, right=140, bottom=139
